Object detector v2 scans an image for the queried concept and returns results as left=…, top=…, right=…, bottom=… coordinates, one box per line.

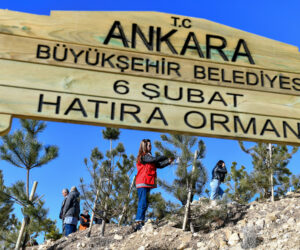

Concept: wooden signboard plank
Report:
left=0, top=10, right=300, bottom=145
left=0, top=85, right=300, bottom=145
left=1, top=59, right=300, bottom=121
left=1, top=33, right=300, bottom=96
left=0, top=10, right=300, bottom=73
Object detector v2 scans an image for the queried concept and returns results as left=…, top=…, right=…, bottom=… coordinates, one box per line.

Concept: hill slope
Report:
left=32, top=192, right=300, bottom=250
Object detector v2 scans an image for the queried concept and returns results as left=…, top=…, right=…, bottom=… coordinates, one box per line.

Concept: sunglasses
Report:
left=142, top=139, right=150, bottom=142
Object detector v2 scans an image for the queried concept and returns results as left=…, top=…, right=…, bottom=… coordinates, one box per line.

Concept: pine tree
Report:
left=101, top=128, right=120, bottom=234
left=155, top=134, right=207, bottom=231
left=0, top=119, right=59, bottom=197
left=291, top=174, right=300, bottom=191
left=224, top=162, right=256, bottom=204
left=0, top=119, right=59, bottom=247
left=155, top=134, right=207, bottom=205
left=80, top=128, right=136, bottom=235
left=9, top=181, right=61, bottom=246
left=0, top=170, right=19, bottom=249
left=239, top=142, right=297, bottom=200
left=0, top=172, right=60, bottom=248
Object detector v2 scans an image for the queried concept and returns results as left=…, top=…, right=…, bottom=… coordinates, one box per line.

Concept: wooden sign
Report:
left=0, top=10, right=300, bottom=144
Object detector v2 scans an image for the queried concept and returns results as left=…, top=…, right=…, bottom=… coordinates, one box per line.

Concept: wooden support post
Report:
left=182, top=150, right=197, bottom=231
left=268, top=143, right=274, bottom=202
left=15, top=181, right=38, bottom=250
left=86, top=178, right=102, bottom=238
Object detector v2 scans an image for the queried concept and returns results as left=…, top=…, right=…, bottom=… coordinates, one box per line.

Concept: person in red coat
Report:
left=134, top=139, right=174, bottom=231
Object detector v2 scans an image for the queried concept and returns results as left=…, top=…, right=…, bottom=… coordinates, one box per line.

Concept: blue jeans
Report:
left=210, top=179, right=224, bottom=200
left=64, top=224, right=77, bottom=236
left=136, top=188, right=150, bottom=222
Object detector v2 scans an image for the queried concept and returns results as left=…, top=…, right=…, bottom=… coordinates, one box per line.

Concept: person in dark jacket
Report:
left=79, top=209, right=90, bottom=231
left=62, top=186, right=80, bottom=236
left=210, top=160, right=227, bottom=200
left=93, top=216, right=102, bottom=224
left=133, top=139, right=174, bottom=231
left=59, top=188, right=69, bottom=234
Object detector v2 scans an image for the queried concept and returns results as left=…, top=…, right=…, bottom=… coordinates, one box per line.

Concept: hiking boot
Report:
left=132, top=221, right=144, bottom=232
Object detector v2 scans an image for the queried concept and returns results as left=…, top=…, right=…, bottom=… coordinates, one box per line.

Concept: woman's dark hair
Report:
left=137, top=139, right=151, bottom=163
left=216, top=160, right=225, bottom=166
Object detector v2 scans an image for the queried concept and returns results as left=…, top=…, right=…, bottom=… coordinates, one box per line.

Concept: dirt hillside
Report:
left=30, top=192, right=300, bottom=250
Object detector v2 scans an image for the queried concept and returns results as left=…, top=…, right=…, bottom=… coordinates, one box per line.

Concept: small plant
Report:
left=241, top=226, right=259, bottom=249
left=188, top=201, right=228, bottom=232
left=45, top=225, right=62, bottom=241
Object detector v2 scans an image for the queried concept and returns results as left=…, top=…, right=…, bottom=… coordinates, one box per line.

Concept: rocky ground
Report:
left=30, top=192, right=300, bottom=250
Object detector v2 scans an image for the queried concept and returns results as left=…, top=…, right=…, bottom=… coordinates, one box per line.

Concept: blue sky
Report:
left=1, top=0, right=300, bottom=239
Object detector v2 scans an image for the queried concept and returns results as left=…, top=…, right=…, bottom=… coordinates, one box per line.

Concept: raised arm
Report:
left=216, top=166, right=227, bottom=174
left=156, top=159, right=172, bottom=169
left=141, top=154, right=168, bottom=164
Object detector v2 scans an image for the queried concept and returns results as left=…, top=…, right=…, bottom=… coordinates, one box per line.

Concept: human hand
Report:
left=169, top=157, right=175, bottom=164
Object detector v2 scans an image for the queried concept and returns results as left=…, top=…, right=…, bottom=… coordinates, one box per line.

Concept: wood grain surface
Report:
left=1, top=10, right=300, bottom=145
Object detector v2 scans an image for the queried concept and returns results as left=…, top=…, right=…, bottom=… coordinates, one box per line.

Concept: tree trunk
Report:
left=26, top=169, right=30, bottom=198
left=100, top=202, right=108, bottom=236
left=21, top=229, right=29, bottom=250
left=190, top=222, right=195, bottom=233
left=100, top=138, right=113, bottom=236
left=21, top=169, right=30, bottom=249
left=110, top=139, right=112, bottom=156
left=182, top=150, right=197, bottom=231
left=118, top=176, right=136, bottom=226
left=15, top=181, right=38, bottom=250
